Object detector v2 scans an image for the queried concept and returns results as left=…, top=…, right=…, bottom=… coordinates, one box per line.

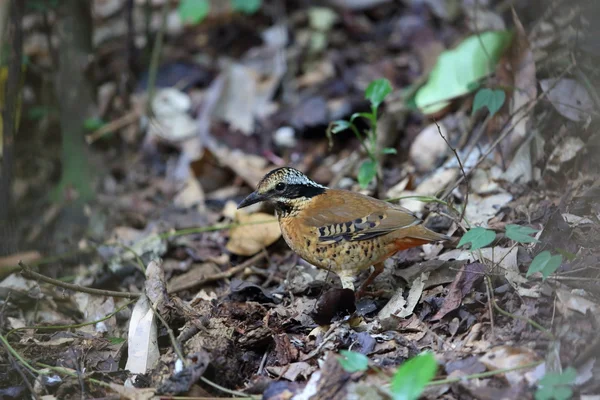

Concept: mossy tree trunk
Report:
left=52, top=0, right=96, bottom=203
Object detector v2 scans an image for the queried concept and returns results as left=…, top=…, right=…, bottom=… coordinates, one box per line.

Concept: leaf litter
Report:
left=2, top=0, right=600, bottom=399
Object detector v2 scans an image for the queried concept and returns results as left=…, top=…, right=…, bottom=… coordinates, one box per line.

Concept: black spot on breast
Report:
left=354, top=218, right=363, bottom=223
left=378, top=214, right=384, bottom=219
left=345, top=250, right=350, bottom=255
left=306, top=239, right=311, bottom=246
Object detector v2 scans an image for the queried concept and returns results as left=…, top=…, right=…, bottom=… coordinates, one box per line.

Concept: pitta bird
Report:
left=237, top=167, right=450, bottom=296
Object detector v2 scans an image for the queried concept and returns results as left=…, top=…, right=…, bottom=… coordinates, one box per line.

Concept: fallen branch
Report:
left=169, top=251, right=267, bottom=294
left=19, top=261, right=141, bottom=299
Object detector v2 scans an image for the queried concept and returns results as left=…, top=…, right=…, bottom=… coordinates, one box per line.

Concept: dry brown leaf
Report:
left=226, top=212, right=281, bottom=256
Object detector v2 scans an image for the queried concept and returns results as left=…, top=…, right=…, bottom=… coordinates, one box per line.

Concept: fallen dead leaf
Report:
left=125, top=294, right=159, bottom=374
left=431, top=262, right=485, bottom=321
left=556, top=288, right=600, bottom=315
left=226, top=212, right=281, bottom=256
left=546, top=136, right=585, bottom=173
left=540, top=78, right=594, bottom=122
left=479, top=345, right=541, bottom=386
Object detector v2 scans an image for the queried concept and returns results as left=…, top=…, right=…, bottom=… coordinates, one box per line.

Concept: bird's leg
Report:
left=355, top=262, right=385, bottom=298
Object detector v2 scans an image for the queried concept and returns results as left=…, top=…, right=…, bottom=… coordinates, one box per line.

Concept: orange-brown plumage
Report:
left=238, top=167, right=449, bottom=294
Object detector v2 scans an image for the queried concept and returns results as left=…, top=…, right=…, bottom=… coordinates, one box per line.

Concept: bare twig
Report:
left=146, top=1, right=169, bottom=115
left=19, top=261, right=141, bottom=299
left=433, top=120, right=469, bottom=228
left=0, top=337, right=38, bottom=399
left=169, top=252, right=268, bottom=293
left=484, top=277, right=496, bottom=340
left=485, top=276, right=554, bottom=340
left=86, top=109, right=141, bottom=144
left=7, top=299, right=135, bottom=339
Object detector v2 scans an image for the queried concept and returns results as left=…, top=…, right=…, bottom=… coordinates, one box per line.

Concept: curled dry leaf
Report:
left=226, top=212, right=282, bottom=256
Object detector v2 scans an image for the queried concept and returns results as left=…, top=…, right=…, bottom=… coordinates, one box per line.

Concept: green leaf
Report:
left=414, top=31, right=513, bottom=114
left=457, top=227, right=496, bottom=250
left=350, top=112, right=373, bottom=124
left=231, top=0, right=262, bottom=14
left=365, top=78, right=392, bottom=109
left=391, top=352, right=437, bottom=400
left=330, top=120, right=353, bottom=134
left=338, top=350, right=369, bottom=373
left=527, top=251, right=563, bottom=279
left=83, top=117, right=105, bottom=131
left=107, top=337, right=126, bottom=345
left=505, top=224, right=539, bottom=244
left=357, top=159, right=377, bottom=189
left=178, top=0, right=210, bottom=24
left=381, top=147, right=397, bottom=155
left=535, top=367, right=576, bottom=400
left=27, top=106, right=53, bottom=121
left=472, top=88, right=506, bottom=117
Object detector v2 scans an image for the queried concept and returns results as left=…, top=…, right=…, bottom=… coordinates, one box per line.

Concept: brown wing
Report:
left=301, top=189, right=421, bottom=244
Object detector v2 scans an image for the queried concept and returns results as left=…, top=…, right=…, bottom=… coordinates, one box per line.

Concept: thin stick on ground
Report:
left=169, top=251, right=268, bottom=293
left=433, top=120, right=469, bottom=228
left=6, top=299, right=136, bottom=339
left=18, top=261, right=141, bottom=299
left=485, top=276, right=554, bottom=340
left=484, top=277, right=496, bottom=340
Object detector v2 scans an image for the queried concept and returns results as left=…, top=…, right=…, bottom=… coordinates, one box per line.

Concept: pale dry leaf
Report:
left=398, top=272, right=429, bottom=318
left=226, top=212, right=281, bottom=256
left=173, top=172, right=206, bottom=212
left=479, top=345, right=541, bottom=386
left=540, top=78, right=594, bottom=122
left=464, top=192, right=513, bottom=227
left=125, top=294, right=159, bottom=374
left=556, top=289, right=599, bottom=315
left=546, top=137, right=585, bottom=172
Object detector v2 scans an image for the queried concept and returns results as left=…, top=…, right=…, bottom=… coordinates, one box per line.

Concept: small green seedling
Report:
left=327, top=78, right=396, bottom=189
left=391, top=352, right=437, bottom=400
left=457, top=227, right=496, bottom=250
left=338, top=350, right=369, bottom=373
left=505, top=224, right=539, bottom=244
left=178, top=0, right=262, bottom=25
left=535, top=367, right=577, bottom=400
left=527, top=251, right=563, bottom=280
left=472, top=88, right=506, bottom=117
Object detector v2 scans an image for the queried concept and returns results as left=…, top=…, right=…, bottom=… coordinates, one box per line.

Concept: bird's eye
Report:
left=275, top=182, right=286, bottom=191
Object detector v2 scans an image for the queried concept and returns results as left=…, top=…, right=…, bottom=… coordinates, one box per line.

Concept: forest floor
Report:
left=1, top=0, right=599, bottom=399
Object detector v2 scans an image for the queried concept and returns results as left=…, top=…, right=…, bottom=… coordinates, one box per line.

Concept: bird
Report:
left=237, top=167, right=450, bottom=296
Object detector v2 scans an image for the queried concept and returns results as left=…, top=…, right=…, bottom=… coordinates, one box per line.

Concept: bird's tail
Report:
left=404, top=225, right=451, bottom=242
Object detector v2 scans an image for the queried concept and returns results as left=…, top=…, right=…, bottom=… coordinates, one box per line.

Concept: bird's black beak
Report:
left=237, top=191, right=264, bottom=209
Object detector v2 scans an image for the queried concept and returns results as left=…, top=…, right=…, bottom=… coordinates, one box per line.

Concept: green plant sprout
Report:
left=535, top=367, right=576, bottom=400
left=472, top=88, right=506, bottom=117
left=337, top=350, right=437, bottom=400
left=458, top=224, right=564, bottom=280
left=178, top=0, right=262, bottom=24
left=327, top=78, right=396, bottom=189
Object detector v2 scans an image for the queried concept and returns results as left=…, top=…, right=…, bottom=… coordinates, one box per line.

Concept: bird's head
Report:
left=237, top=167, right=326, bottom=214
